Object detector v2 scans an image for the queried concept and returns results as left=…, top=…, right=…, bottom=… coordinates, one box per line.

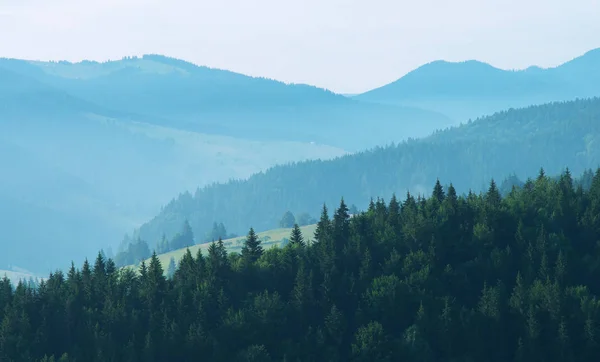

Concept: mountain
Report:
left=354, top=48, right=600, bottom=121
left=0, top=112, right=346, bottom=273
left=131, top=97, right=600, bottom=250
left=0, top=59, right=359, bottom=273
left=0, top=65, right=113, bottom=119
left=1, top=55, right=453, bottom=150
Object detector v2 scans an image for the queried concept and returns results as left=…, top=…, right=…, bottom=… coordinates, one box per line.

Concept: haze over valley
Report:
left=2, top=46, right=600, bottom=275
left=4, top=0, right=600, bottom=360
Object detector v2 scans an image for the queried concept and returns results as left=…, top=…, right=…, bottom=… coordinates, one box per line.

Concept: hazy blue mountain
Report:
left=1, top=55, right=453, bottom=151
left=132, top=97, right=600, bottom=248
left=355, top=48, right=600, bottom=121
left=4, top=49, right=598, bottom=272
left=0, top=60, right=353, bottom=273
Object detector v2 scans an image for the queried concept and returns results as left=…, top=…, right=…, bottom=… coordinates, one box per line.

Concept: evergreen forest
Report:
left=2, top=168, right=600, bottom=361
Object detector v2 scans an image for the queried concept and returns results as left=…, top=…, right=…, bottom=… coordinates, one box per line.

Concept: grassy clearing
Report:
left=0, top=269, right=42, bottom=283
left=127, top=223, right=317, bottom=272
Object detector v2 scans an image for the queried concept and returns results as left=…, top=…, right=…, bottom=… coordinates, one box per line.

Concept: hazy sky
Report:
left=1, top=0, right=599, bottom=93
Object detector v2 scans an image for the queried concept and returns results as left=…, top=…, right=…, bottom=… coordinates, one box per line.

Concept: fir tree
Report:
left=289, top=224, right=305, bottom=247
left=432, top=179, right=445, bottom=202
left=241, top=228, right=263, bottom=264
left=314, top=204, right=331, bottom=244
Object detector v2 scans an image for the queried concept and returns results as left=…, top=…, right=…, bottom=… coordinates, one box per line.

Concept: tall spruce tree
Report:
left=241, top=228, right=263, bottom=264
left=289, top=224, right=305, bottom=247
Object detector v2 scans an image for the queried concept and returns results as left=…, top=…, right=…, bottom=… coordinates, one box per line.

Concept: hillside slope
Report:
left=129, top=224, right=318, bottom=272
left=133, top=97, right=600, bottom=247
left=0, top=62, right=347, bottom=273
left=355, top=48, right=600, bottom=121
left=5, top=166, right=600, bottom=361
left=1, top=55, right=453, bottom=150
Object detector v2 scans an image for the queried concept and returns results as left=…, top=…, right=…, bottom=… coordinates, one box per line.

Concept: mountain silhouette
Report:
left=355, top=47, right=600, bottom=121
left=1, top=55, right=453, bottom=150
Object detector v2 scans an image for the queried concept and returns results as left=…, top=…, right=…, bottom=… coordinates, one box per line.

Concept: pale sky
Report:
left=1, top=0, right=599, bottom=94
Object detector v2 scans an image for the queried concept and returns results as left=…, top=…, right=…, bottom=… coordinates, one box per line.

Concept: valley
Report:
left=2, top=48, right=600, bottom=277
left=3, top=1, right=600, bottom=360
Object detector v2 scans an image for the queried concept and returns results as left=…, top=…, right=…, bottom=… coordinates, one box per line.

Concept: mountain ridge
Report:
left=354, top=47, right=600, bottom=121
left=129, top=97, right=600, bottom=251
left=1, top=55, right=453, bottom=150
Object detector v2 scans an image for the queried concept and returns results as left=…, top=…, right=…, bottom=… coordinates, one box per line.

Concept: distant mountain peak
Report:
left=582, top=47, right=600, bottom=57
left=355, top=46, right=600, bottom=119
left=140, top=54, right=213, bottom=72
left=411, top=59, right=499, bottom=73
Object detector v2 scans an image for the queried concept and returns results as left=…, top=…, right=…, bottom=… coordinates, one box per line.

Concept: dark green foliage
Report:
left=4, top=168, right=600, bottom=361
left=289, top=224, right=305, bottom=247
left=241, top=228, right=263, bottom=265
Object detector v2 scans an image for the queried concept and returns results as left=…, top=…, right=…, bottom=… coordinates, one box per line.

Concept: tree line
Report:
left=2, top=167, right=600, bottom=361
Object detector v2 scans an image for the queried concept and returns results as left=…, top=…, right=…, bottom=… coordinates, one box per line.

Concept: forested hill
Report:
left=133, top=97, right=600, bottom=248
left=3, top=169, right=600, bottom=361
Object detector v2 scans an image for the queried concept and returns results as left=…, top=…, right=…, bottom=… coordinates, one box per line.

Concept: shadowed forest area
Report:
left=2, top=168, right=600, bottom=362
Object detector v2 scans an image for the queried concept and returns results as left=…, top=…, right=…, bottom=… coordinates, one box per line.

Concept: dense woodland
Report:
left=2, top=168, right=600, bottom=361
left=114, top=170, right=592, bottom=267
left=133, top=97, right=600, bottom=250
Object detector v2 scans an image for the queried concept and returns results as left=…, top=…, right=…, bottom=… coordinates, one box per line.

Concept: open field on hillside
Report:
left=129, top=223, right=317, bottom=271
left=0, top=269, right=41, bottom=283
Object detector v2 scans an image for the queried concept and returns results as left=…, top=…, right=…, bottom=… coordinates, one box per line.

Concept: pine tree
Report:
left=486, top=179, right=501, bottom=207
left=447, top=183, right=458, bottom=204
left=147, top=252, right=166, bottom=300
left=289, top=224, right=305, bottom=247
left=332, top=199, right=351, bottom=254
left=537, top=167, right=546, bottom=181
left=241, top=228, right=263, bottom=264
left=368, top=198, right=376, bottom=213
left=314, top=204, right=331, bottom=244
left=207, top=239, right=226, bottom=282
left=432, top=179, right=445, bottom=202
left=388, top=194, right=400, bottom=226
left=93, top=251, right=106, bottom=278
